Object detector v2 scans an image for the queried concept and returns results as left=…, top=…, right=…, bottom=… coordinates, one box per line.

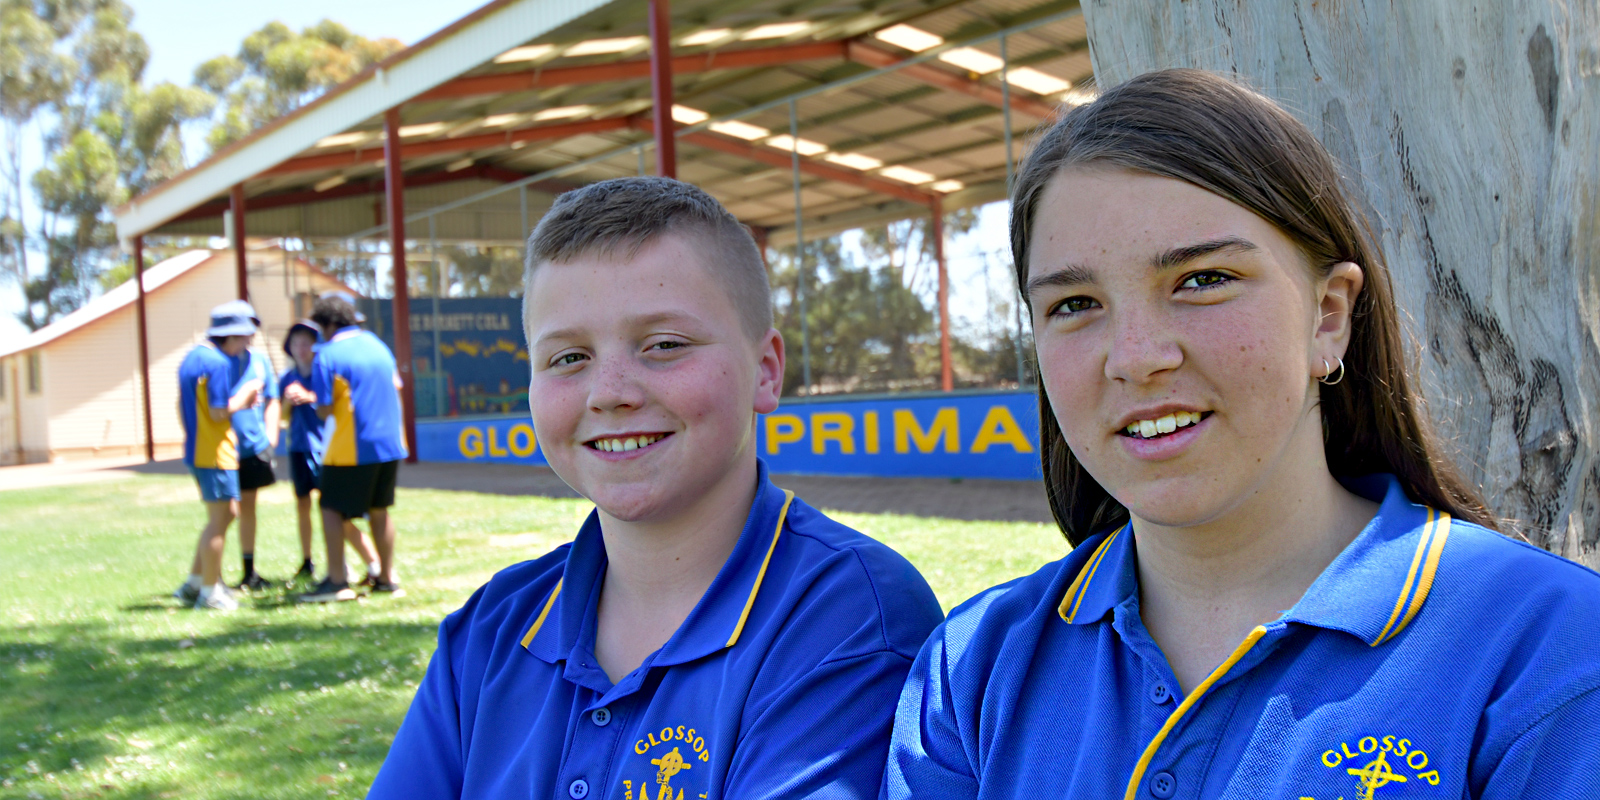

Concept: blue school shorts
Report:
left=189, top=466, right=240, bottom=503
left=289, top=451, right=320, bottom=498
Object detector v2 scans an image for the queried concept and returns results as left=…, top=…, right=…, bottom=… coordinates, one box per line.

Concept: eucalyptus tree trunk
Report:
left=1081, top=2, right=1600, bottom=565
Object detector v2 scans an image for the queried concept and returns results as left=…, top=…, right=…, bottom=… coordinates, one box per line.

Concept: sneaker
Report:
left=295, top=578, right=356, bottom=604
left=294, top=562, right=315, bottom=580
left=173, top=581, right=201, bottom=604
left=194, top=589, right=239, bottom=612
left=358, top=572, right=379, bottom=589
left=236, top=573, right=273, bottom=592
left=370, top=580, right=406, bottom=598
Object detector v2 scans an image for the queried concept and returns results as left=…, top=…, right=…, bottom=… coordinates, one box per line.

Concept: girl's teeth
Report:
left=1126, top=412, right=1205, bottom=438
left=623, top=438, right=638, bottom=451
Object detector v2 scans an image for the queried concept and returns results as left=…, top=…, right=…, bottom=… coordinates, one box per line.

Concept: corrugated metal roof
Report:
left=117, top=0, right=1094, bottom=246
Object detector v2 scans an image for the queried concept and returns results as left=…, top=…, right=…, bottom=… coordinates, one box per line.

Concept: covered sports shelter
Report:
left=112, top=0, right=1093, bottom=463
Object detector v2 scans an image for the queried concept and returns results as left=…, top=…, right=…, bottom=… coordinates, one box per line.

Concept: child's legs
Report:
left=344, top=519, right=377, bottom=566
left=238, top=489, right=257, bottom=555
left=197, top=500, right=235, bottom=586
left=297, top=495, right=315, bottom=559
left=367, top=507, right=397, bottom=583
left=321, top=506, right=349, bottom=582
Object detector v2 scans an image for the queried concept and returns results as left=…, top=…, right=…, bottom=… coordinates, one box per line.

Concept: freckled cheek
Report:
left=527, top=377, right=584, bottom=444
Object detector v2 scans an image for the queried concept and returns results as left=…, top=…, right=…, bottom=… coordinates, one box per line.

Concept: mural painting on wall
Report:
left=371, top=298, right=530, bottom=416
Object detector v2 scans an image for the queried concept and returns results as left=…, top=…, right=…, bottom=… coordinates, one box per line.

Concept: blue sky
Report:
left=4, top=1, right=1017, bottom=342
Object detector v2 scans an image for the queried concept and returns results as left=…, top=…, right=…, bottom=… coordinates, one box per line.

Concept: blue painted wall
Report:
left=417, top=390, right=1043, bottom=481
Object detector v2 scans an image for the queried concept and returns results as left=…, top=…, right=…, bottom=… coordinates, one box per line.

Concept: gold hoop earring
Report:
left=1319, top=357, right=1345, bottom=386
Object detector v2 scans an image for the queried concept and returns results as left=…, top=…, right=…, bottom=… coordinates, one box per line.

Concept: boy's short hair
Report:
left=311, top=296, right=360, bottom=332
left=524, top=177, right=772, bottom=338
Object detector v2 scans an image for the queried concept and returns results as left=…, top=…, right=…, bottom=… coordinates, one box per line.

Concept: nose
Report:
left=586, top=350, right=647, bottom=413
left=1104, top=302, right=1183, bottom=384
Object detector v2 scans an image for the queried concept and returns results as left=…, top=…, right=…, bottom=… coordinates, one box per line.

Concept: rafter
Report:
left=261, top=118, right=634, bottom=177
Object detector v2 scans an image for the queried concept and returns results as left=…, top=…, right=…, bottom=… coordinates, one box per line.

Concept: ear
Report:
left=753, top=327, right=785, bottom=415
left=1312, top=261, right=1364, bottom=378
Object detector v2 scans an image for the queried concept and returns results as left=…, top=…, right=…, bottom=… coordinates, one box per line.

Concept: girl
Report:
left=884, top=69, right=1600, bottom=799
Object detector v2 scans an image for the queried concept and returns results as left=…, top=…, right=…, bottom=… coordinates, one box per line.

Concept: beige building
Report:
left=0, top=245, right=357, bottom=464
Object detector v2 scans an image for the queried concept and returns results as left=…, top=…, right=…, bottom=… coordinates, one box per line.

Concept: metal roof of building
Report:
left=115, top=0, right=1091, bottom=247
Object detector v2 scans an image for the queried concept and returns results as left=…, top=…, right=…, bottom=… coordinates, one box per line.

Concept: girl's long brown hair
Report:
left=1010, top=69, right=1496, bottom=546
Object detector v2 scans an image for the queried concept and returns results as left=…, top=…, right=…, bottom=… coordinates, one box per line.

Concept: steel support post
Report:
left=384, top=107, right=419, bottom=463
left=1001, top=35, right=1026, bottom=386
left=932, top=198, right=952, bottom=391
left=647, top=0, right=676, bottom=177
left=133, top=235, right=154, bottom=462
left=229, top=184, right=248, bottom=301
left=790, top=100, right=811, bottom=395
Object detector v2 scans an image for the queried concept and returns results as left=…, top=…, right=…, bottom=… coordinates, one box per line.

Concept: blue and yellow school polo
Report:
left=178, top=342, right=240, bottom=469
left=279, top=366, right=324, bottom=455
left=370, top=462, right=943, bottom=800
left=885, top=474, right=1600, bottom=799
left=230, top=349, right=279, bottom=459
left=311, top=326, right=406, bottom=466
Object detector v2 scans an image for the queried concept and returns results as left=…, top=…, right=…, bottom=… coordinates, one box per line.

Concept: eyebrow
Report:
left=1022, top=236, right=1260, bottom=301
left=532, top=311, right=701, bottom=348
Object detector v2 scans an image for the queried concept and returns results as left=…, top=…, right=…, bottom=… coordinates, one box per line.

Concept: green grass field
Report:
left=0, top=473, right=1066, bottom=800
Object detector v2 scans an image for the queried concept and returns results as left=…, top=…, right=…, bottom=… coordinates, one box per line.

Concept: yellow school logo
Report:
left=623, top=723, right=710, bottom=800
left=1310, top=734, right=1440, bottom=800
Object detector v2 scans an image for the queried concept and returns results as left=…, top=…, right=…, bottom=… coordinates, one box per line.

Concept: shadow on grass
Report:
left=0, top=613, right=439, bottom=799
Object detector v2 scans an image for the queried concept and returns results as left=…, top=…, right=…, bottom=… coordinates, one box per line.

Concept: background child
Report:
left=230, top=341, right=280, bottom=590
left=173, top=300, right=262, bottom=612
left=280, top=319, right=381, bottom=587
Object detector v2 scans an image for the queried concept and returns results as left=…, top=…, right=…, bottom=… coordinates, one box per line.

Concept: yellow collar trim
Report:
left=1058, top=526, right=1124, bottom=623
left=726, top=489, right=795, bottom=648
left=520, top=578, right=563, bottom=649
left=1372, top=509, right=1452, bottom=646
left=1124, top=625, right=1269, bottom=800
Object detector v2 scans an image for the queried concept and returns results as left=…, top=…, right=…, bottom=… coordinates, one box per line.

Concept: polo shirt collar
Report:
left=521, top=461, right=796, bottom=672
left=1056, top=474, right=1453, bottom=647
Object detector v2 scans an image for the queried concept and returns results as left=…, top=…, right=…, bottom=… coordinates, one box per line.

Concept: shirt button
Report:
left=1149, top=682, right=1171, bottom=704
left=591, top=707, right=612, bottom=727
left=569, top=778, right=590, bottom=799
left=1148, top=770, right=1176, bottom=799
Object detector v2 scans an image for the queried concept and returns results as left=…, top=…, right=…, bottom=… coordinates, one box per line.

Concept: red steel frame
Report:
left=930, top=198, right=951, bottom=391
left=384, top=108, right=420, bottom=463
left=229, top=184, right=248, bottom=300
left=133, top=235, right=154, bottom=461
left=648, top=0, right=676, bottom=177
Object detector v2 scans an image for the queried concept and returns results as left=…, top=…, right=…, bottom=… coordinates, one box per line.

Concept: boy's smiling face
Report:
left=524, top=232, right=783, bottom=524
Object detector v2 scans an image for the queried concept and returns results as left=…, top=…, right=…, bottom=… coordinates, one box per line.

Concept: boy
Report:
left=279, top=319, right=381, bottom=586
left=173, top=300, right=263, bottom=611
left=230, top=339, right=280, bottom=590
left=296, top=293, right=408, bottom=603
left=368, top=177, right=943, bottom=799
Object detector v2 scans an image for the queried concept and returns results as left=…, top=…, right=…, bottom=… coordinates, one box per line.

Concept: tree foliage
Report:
left=195, top=21, right=402, bottom=153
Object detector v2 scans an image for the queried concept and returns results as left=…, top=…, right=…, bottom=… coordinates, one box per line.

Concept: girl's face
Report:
left=1026, top=167, right=1358, bottom=529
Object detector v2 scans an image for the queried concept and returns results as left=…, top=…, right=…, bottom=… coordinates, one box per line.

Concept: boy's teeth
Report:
left=595, top=434, right=663, bottom=451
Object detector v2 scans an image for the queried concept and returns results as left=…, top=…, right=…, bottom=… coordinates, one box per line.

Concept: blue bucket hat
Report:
left=318, top=290, right=366, bottom=323
left=206, top=300, right=261, bottom=338
left=283, top=319, right=323, bottom=355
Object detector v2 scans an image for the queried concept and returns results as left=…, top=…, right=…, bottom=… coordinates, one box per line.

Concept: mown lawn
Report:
left=0, top=473, right=1066, bottom=800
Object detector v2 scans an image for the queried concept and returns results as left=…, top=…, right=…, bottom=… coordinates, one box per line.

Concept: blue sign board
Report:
left=415, top=390, right=1043, bottom=481
left=367, top=297, right=530, bottom=416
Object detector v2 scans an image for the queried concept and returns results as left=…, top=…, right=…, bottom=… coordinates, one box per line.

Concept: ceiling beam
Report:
left=165, top=165, right=572, bottom=224
left=842, top=41, right=1060, bottom=120
left=628, top=116, right=935, bottom=205
left=415, top=40, right=848, bottom=101
left=261, top=117, right=634, bottom=177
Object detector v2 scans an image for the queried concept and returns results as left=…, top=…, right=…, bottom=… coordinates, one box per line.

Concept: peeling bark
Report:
left=1082, top=1, right=1600, bottom=565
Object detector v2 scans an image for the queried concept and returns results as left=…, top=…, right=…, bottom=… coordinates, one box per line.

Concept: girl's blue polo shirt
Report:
left=371, top=462, right=944, bottom=800
left=885, top=475, right=1600, bottom=799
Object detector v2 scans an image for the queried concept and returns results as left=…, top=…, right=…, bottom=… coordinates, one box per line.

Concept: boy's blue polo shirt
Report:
left=885, top=474, right=1600, bottom=800
left=178, top=342, right=240, bottom=469
left=278, top=366, right=324, bottom=455
left=230, top=349, right=279, bottom=459
left=370, top=462, right=944, bottom=800
left=311, top=327, right=406, bottom=465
